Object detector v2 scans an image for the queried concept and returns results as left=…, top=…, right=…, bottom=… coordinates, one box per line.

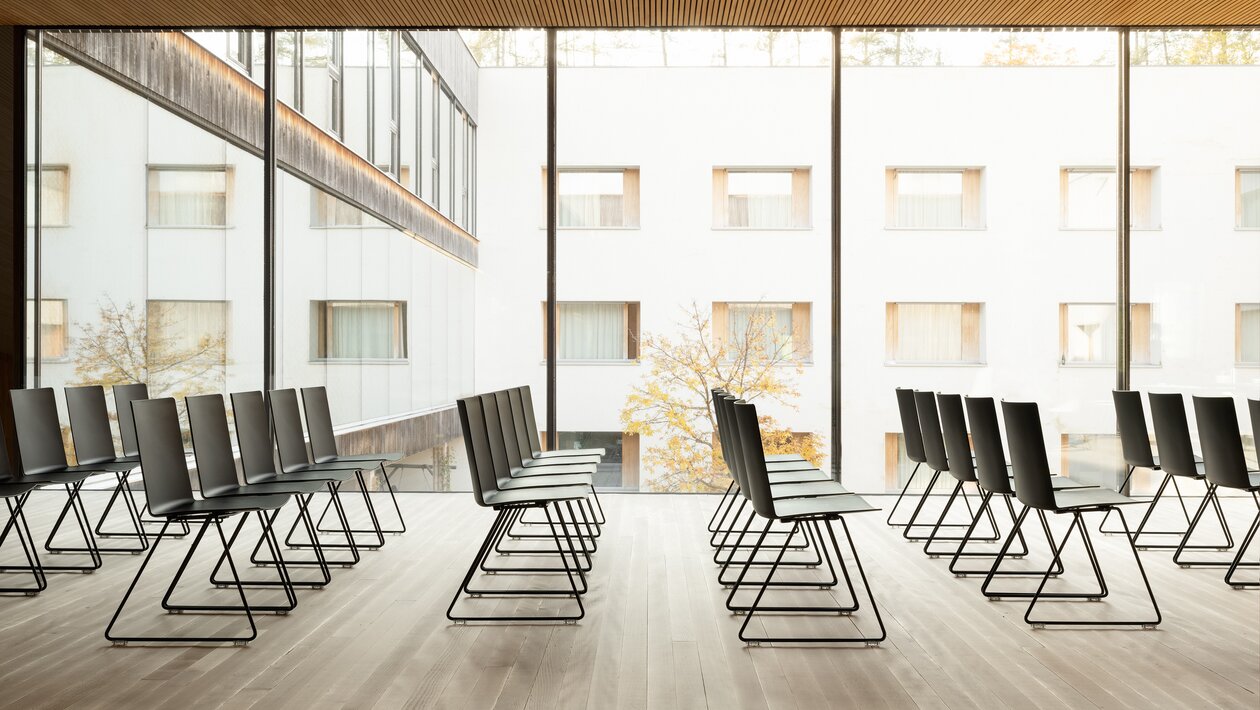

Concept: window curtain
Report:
left=1241, top=303, right=1260, bottom=363
left=148, top=301, right=228, bottom=360
left=727, top=304, right=793, bottom=358
left=1242, top=171, right=1260, bottom=228
left=896, top=172, right=963, bottom=229
left=896, top=303, right=963, bottom=361
left=1064, top=305, right=1116, bottom=363
left=329, top=302, right=400, bottom=359
left=558, top=303, right=626, bottom=360
left=727, top=194, right=791, bottom=228
left=150, top=170, right=227, bottom=226
left=27, top=167, right=68, bottom=226
left=558, top=194, right=624, bottom=227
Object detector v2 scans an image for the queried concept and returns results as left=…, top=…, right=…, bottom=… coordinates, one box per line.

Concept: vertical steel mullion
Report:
left=830, top=27, right=842, bottom=483
left=1117, top=28, right=1131, bottom=396
left=31, top=31, right=42, bottom=387
left=263, top=30, right=277, bottom=392
left=545, top=28, right=558, bottom=450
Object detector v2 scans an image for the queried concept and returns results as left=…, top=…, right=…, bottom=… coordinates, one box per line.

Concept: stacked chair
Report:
left=709, top=389, right=884, bottom=645
left=0, top=382, right=406, bottom=645
left=448, top=386, right=604, bottom=623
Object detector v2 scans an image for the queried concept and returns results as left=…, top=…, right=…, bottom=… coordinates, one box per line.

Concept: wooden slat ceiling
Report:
left=7, top=0, right=1260, bottom=29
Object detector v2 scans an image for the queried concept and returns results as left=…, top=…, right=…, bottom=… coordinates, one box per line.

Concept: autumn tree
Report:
left=73, top=298, right=227, bottom=401
left=842, top=31, right=935, bottom=67
left=621, top=302, right=824, bottom=492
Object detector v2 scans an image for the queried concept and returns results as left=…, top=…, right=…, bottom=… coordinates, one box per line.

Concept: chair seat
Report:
left=524, top=455, right=601, bottom=467
left=511, top=463, right=597, bottom=476
left=9, top=469, right=99, bottom=485
left=315, top=452, right=403, bottom=464
left=1050, top=487, right=1145, bottom=511
left=768, top=469, right=831, bottom=483
left=75, top=458, right=140, bottom=472
left=765, top=453, right=807, bottom=463
left=534, top=448, right=605, bottom=458
left=766, top=460, right=817, bottom=472
left=0, top=482, right=38, bottom=498
left=775, top=494, right=879, bottom=519
left=500, top=473, right=593, bottom=490
left=251, top=469, right=356, bottom=484
left=770, top=480, right=851, bottom=500
left=151, top=494, right=292, bottom=518
left=484, top=485, right=590, bottom=507
left=204, top=481, right=326, bottom=498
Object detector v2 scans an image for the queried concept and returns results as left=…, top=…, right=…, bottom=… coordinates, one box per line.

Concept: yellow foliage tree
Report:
left=621, top=302, right=825, bottom=492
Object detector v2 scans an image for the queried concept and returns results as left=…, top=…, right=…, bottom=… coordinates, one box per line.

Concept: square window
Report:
left=543, top=302, right=640, bottom=361
left=885, top=168, right=984, bottom=229
left=25, top=299, right=68, bottom=360
left=147, top=167, right=230, bottom=227
left=1238, top=169, right=1260, bottom=229
left=713, top=302, right=811, bottom=361
left=885, top=302, right=984, bottom=364
left=312, top=301, right=407, bottom=360
left=1059, top=303, right=1160, bottom=366
left=545, top=168, right=640, bottom=228
left=713, top=168, right=809, bottom=229
left=1238, top=303, right=1260, bottom=365
left=26, top=166, right=69, bottom=227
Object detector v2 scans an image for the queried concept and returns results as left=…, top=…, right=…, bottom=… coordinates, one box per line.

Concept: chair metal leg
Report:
left=903, top=470, right=992, bottom=542
left=1223, top=499, right=1260, bottom=589
left=313, top=462, right=408, bottom=535
left=718, top=516, right=842, bottom=589
left=947, top=491, right=1036, bottom=576
left=282, top=485, right=364, bottom=565
left=216, top=503, right=331, bottom=589
left=886, top=462, right=922, bottom=527
left=1173, top=484, right=1239, bottom=567
left=162, top=512, right=296, bottom=615
left=708, top=482, right=737, bottom=533
left=982, top=506, right=1081, bottom=599
left=0, top=495, right=46, bottom=594
left=1099, top=465, right=1138, bottom=534
left=1024, top=509, right=1160, bottom=629
left=924, top=481, right=1001, bottom=557
left=32, top=483, right=103, bottom=572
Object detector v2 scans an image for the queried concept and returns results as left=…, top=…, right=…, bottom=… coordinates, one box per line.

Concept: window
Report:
left=885, top=302, right=984, bottom=364
left=146, top=300, right=228, bottom=371
left=328, top=33, right=344, bottom=137
left=147, top=167, right=229, bottom=227
left=1060, top=167, right=1160, bottom=230
left=226, top=31, right=252, bottom=75
left=1238, top=303, right=1260, bottom=365
left=1059, top=303, right=1159, bottom=366
left=26, top=299, right=68, bottom=360
left=558, top=432, right=639, bottom=489
left=311, top=187, right=383, bottom=227
left=544, top=302, right=640, bottom=361
left=713, top=168, right=809, bottom=229
left=1239, top=168, right=1260, bottom=229
left=1060, top=433, right=1126, bottom=488
left=311, top=301, right=407, bottom=360
left=26, top=165, right=69, bottom=226
left=546, top=168, right=641, bottom=228
left=885, top=168, right=984, bottom=229
left=884, top=433, right=952, bottom=492
left=712, top=302, right=811, bottom=361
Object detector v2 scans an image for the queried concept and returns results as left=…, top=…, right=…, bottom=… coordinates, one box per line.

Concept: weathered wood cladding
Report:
left=43, top=30, right=478, bottom=266
left=334, top=405, right=460, bottom=459
left=410, top=30, right=478, bottom=123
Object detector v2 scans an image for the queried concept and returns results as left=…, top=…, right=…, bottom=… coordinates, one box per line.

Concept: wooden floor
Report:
left=0, top=489, right=1256, bottom=709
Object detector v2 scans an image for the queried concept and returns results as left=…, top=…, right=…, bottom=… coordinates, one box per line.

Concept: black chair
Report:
left=0, top=424, right=44, bottom=594
left=1102, top=391, right=1197, bottom=545
left=105, top=398, right=292, bottom=645
left=517, top=385, right=605, bottom=459
left=1182, top=396, right=1259, bottom=588
left=269, top=389, right=386, bottom=551
left=110, top=383, right=189, bottom=538
left=231, top=390, right=365, bottom=566
left=64, top=385, right=149, bottom=552
left=722, top=399, right=885, bottom=645
left=886, top=387, right=929, bottom=527
left=986, top=401, right=1159, bottom=628
left=447, top=395, right=591, bottom=624
left=300, top=386, right=406, bottom=535
left=6, top=388, right=107, bottom=572
left=187, top=394, right=330, bottom=592
left=907, top=390, right=998, bottom=549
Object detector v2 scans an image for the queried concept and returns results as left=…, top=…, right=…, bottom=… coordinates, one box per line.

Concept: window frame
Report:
left=884, top=166, right=986, bottom=231
left=884, top=301, right=986, bottom=366
left=26, top=164, right=69, bottom=227
left=1058, top=302, right=1160, bottom=367
left=1059, top=166, right=1161, bottom=231
left=1238, top=167, right=1260, bottom=231
left=543, top=167, right=642, bottom=230
left=145, top=165, right=233, bottom=229
left=712, top=301, right=813, bottom=364
left=712, top=166, right=811, bottom=230
left=1237, top=303, right=1260, bottom=367
left=310, top=300, right=409, bottom=362
left=25, top=298, right=69, bottom=362
left=542, top=301, right=641, bottom=363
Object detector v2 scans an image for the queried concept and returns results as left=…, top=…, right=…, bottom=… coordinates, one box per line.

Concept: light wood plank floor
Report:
left=0, top=489, right=1256, bottom=709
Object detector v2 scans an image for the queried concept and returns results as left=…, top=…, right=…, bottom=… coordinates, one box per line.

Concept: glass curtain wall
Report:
left=1129, top=30, right=1260, bottom=488
left=839, top=29, right=1120, bottom=493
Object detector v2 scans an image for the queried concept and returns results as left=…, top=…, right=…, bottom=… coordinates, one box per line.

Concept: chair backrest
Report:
left=10, top=388, right=69, bottom=475
left=186, top=394, right=244, bottom=497
left=519, top=385, right=545, bottom=454
left=964, top=396, right=1013, bottom=494
left=1250, top=399, right=1260, bottom=457
left=455, top=396, right=495, bottom=507
left=715, top=394, right=748, bottom=490
left=914, top=390, right=950, bottom=474
left=493, top=390, right=533, bottom=466
left=1192, top=396, right=1251, bottom=490
left=1001, top=401, right=1057, bottom=510
left=1112, top=390, right=1156, bottom=469
left=936, top=393, right=977, bottom=484
left=300, top=386, right=340, bottom=463
left=480, top=392, right=518, bottom=486
left=0, top=401, right=13, bottom=480
left=131, top=398, right=196, bottom=516
left=1148, top=392, right=1199, bottom=478
left=112, top=383, right=149, bottom=457
left=733, top=401, right=776, bottom=519
left=230, top=391, right=278, bottom=483
left=268, top=389, right=312, bottom=473
left=65, top=385, right=119, bottom=465
left=507, top=388, right=538, bottom=462
left=895, top=388, right=927, bottom=464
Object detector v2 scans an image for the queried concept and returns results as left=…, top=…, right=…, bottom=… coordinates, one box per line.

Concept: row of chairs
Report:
left=450, top=386, right=606, bottom=623
left=706, top=389, right=884, bottom=645
left=0, top=384, right=403, bottom=645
